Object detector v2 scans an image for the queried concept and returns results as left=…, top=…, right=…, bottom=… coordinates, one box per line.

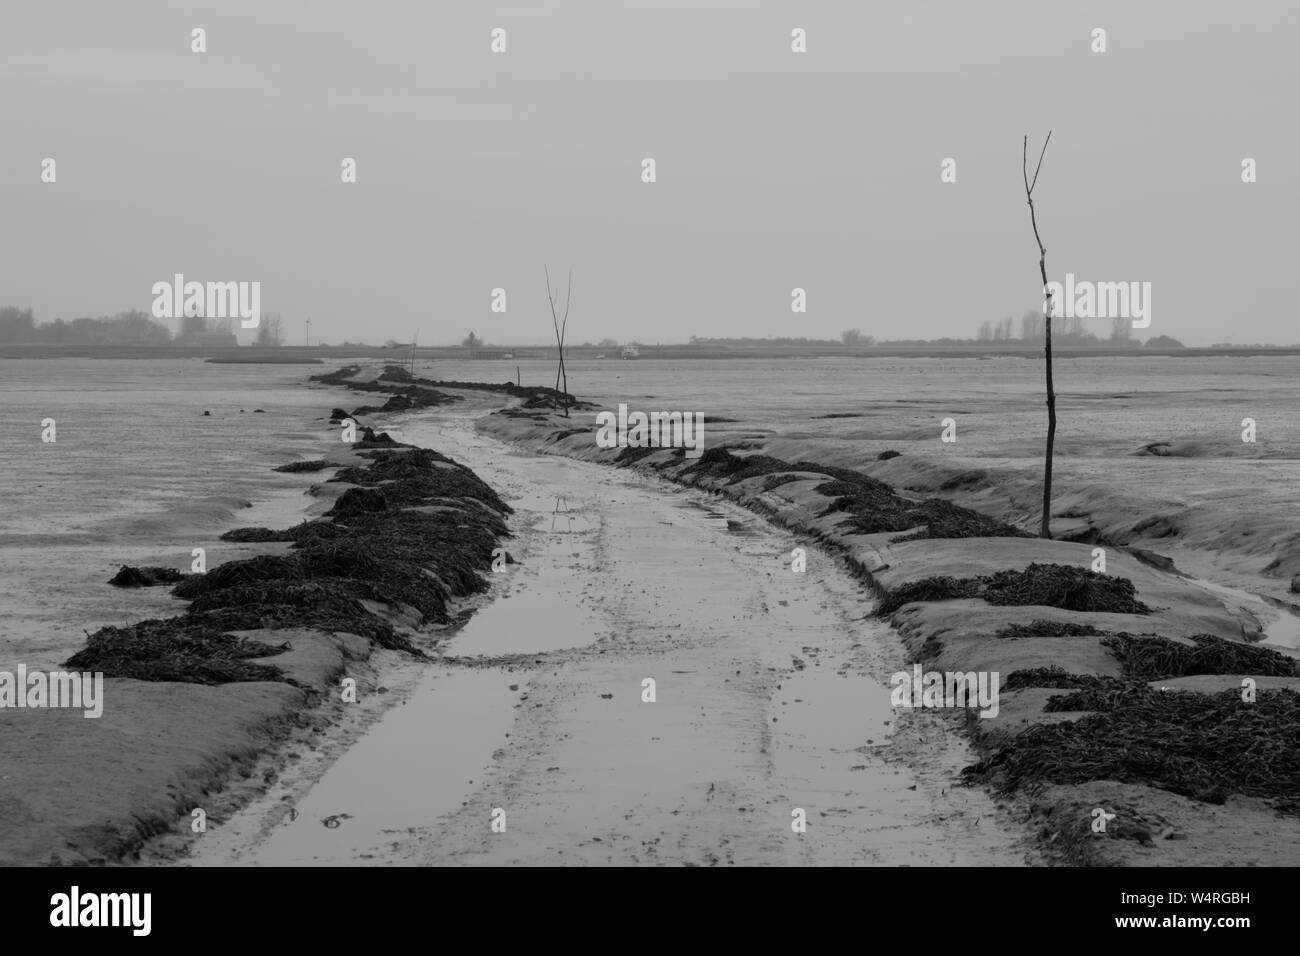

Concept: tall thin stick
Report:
left=1024, top=131, right=1055, bottom=539
left=545, top=265, right=573, bottom=417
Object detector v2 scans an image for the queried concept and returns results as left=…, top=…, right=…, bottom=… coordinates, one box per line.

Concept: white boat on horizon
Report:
left=621, top=344, right=640, bottom=359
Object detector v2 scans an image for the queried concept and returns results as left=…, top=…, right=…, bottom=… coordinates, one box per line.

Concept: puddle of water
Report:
left=1191, top=577, right=1300, bottom=650
left=222, top=668, right=519, bottom=866
left=773, top=666, right=896, bottom=769
left=443, top=587, right=604, bottom=656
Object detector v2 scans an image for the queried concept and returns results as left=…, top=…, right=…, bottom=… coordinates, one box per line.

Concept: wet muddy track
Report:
left=179, top=397, right=1029, bottom=866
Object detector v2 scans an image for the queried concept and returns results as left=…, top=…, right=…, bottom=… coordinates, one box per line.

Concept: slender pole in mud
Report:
left=1023, top=131, right=1055, bottom=539
left=545, top=265, right=572, bottom=417
left=517, top=365, right=521, bottom=387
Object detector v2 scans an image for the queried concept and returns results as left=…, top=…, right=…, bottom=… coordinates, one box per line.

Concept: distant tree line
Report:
left=974, top=311, right=1147, bottom=348
left=0, top=306, right=283, bottom=345
left=0, top=306, right=172, bottom=345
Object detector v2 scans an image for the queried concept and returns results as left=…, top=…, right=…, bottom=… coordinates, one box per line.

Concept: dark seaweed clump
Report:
left=877, top=575, right=982, bottom=615
left=982, top=564, right=1150, bottom=614
left=71, top=429, right=512, bottom=682
left=996, top=620, right=1109, bottom=639
left=274, top=459, right=339, bottom=473
left=1003, top=666, right=1122, bottom=691
left=332, top=364, right=594, bottom=410
left=963, top=688, right=1300, bottom=816
left=673, top=447, right=1025, bottom=541
left=66, top=619, right=293, bottom=685
left=108, top=566, right=186, bottom=587
left=221, top=520, right=348, bottom=545
left=330, top=447, right=510, bottom=513
left=1102, top=632, right=1300, bottom=680
left=878, top=563, right=1152, bottom=616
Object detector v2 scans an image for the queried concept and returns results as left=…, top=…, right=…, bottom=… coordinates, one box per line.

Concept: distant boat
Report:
left=621, top=344, right=640, bottom=359
left=502, top=352, right=514, bottom=359
left=595, top=353, right=606, bottom=359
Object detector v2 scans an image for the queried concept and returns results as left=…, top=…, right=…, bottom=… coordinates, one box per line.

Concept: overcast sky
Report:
left=2, top=1, right=1295, bottom=345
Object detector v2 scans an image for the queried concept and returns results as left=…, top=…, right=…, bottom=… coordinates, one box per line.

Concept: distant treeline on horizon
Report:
left=2, top=306, right=1295, bottom=351
left=0, top=307, right=284, bottom=346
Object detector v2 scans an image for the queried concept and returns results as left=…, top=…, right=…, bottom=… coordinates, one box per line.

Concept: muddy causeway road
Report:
left=180, top=398, right=1028, bottom=867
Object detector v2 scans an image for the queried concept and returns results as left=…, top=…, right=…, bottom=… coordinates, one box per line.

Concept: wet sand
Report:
left=177, top=398, right=1027, bottom=866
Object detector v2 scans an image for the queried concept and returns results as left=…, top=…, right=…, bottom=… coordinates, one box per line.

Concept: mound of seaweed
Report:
left=274, top=459, right=339, bottom=473
left=221, top=520, right=348, bottom=544
left=330, top=448, right=511, bottom=514
left=175, top=505, right=508, bottom=651
left=879, top=563, right=1152, bottom=617
left=1102, top=632, right=1300, bottom=680
left=1002, top=667, right=1151, bottom=711
left=185, top=581, right=412, bottom=650
left=108, top=566, right=186, bottom=587
left=378, top=366, right=595, bottom=408
left=1003, top=667, right=1122, bottom=691
left=65, top=619, right=292, bottom=685
left=310, top=365, right=363, bottom=386
left=316, top=363, right=590, bottom=411
left=674, top=447, right=1025, bottom=541
left=963, top=688, right=1300, bottom=815
left=350, top=387, right=457, bottom=417
left=333, top=487, right=387, bottom=514
left=982, top=564, right=1150, bottom=614
left=1042, top=681, right=1158, bottom=713
left=79, top=417, right=513, bottom=675
left=996, top=620, right=1109, bottom=639
left=1025, top=796, right=1178, bottom=865
left=878, top=576, right=982, bottom=615
left=354, top=426, right=407, bottom=448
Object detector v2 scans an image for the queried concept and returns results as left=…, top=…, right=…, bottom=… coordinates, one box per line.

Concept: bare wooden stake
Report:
left=545, top=265, right=573, bottom=417
left=1023, top=131, right=1055, bottom=539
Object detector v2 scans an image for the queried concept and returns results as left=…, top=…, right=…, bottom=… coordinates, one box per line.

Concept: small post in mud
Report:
left=1023, top=131, right=1055, bottom=540
left=545, top=265, right=573, bottom=417
left=517, top=365, right=521, bottom=387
